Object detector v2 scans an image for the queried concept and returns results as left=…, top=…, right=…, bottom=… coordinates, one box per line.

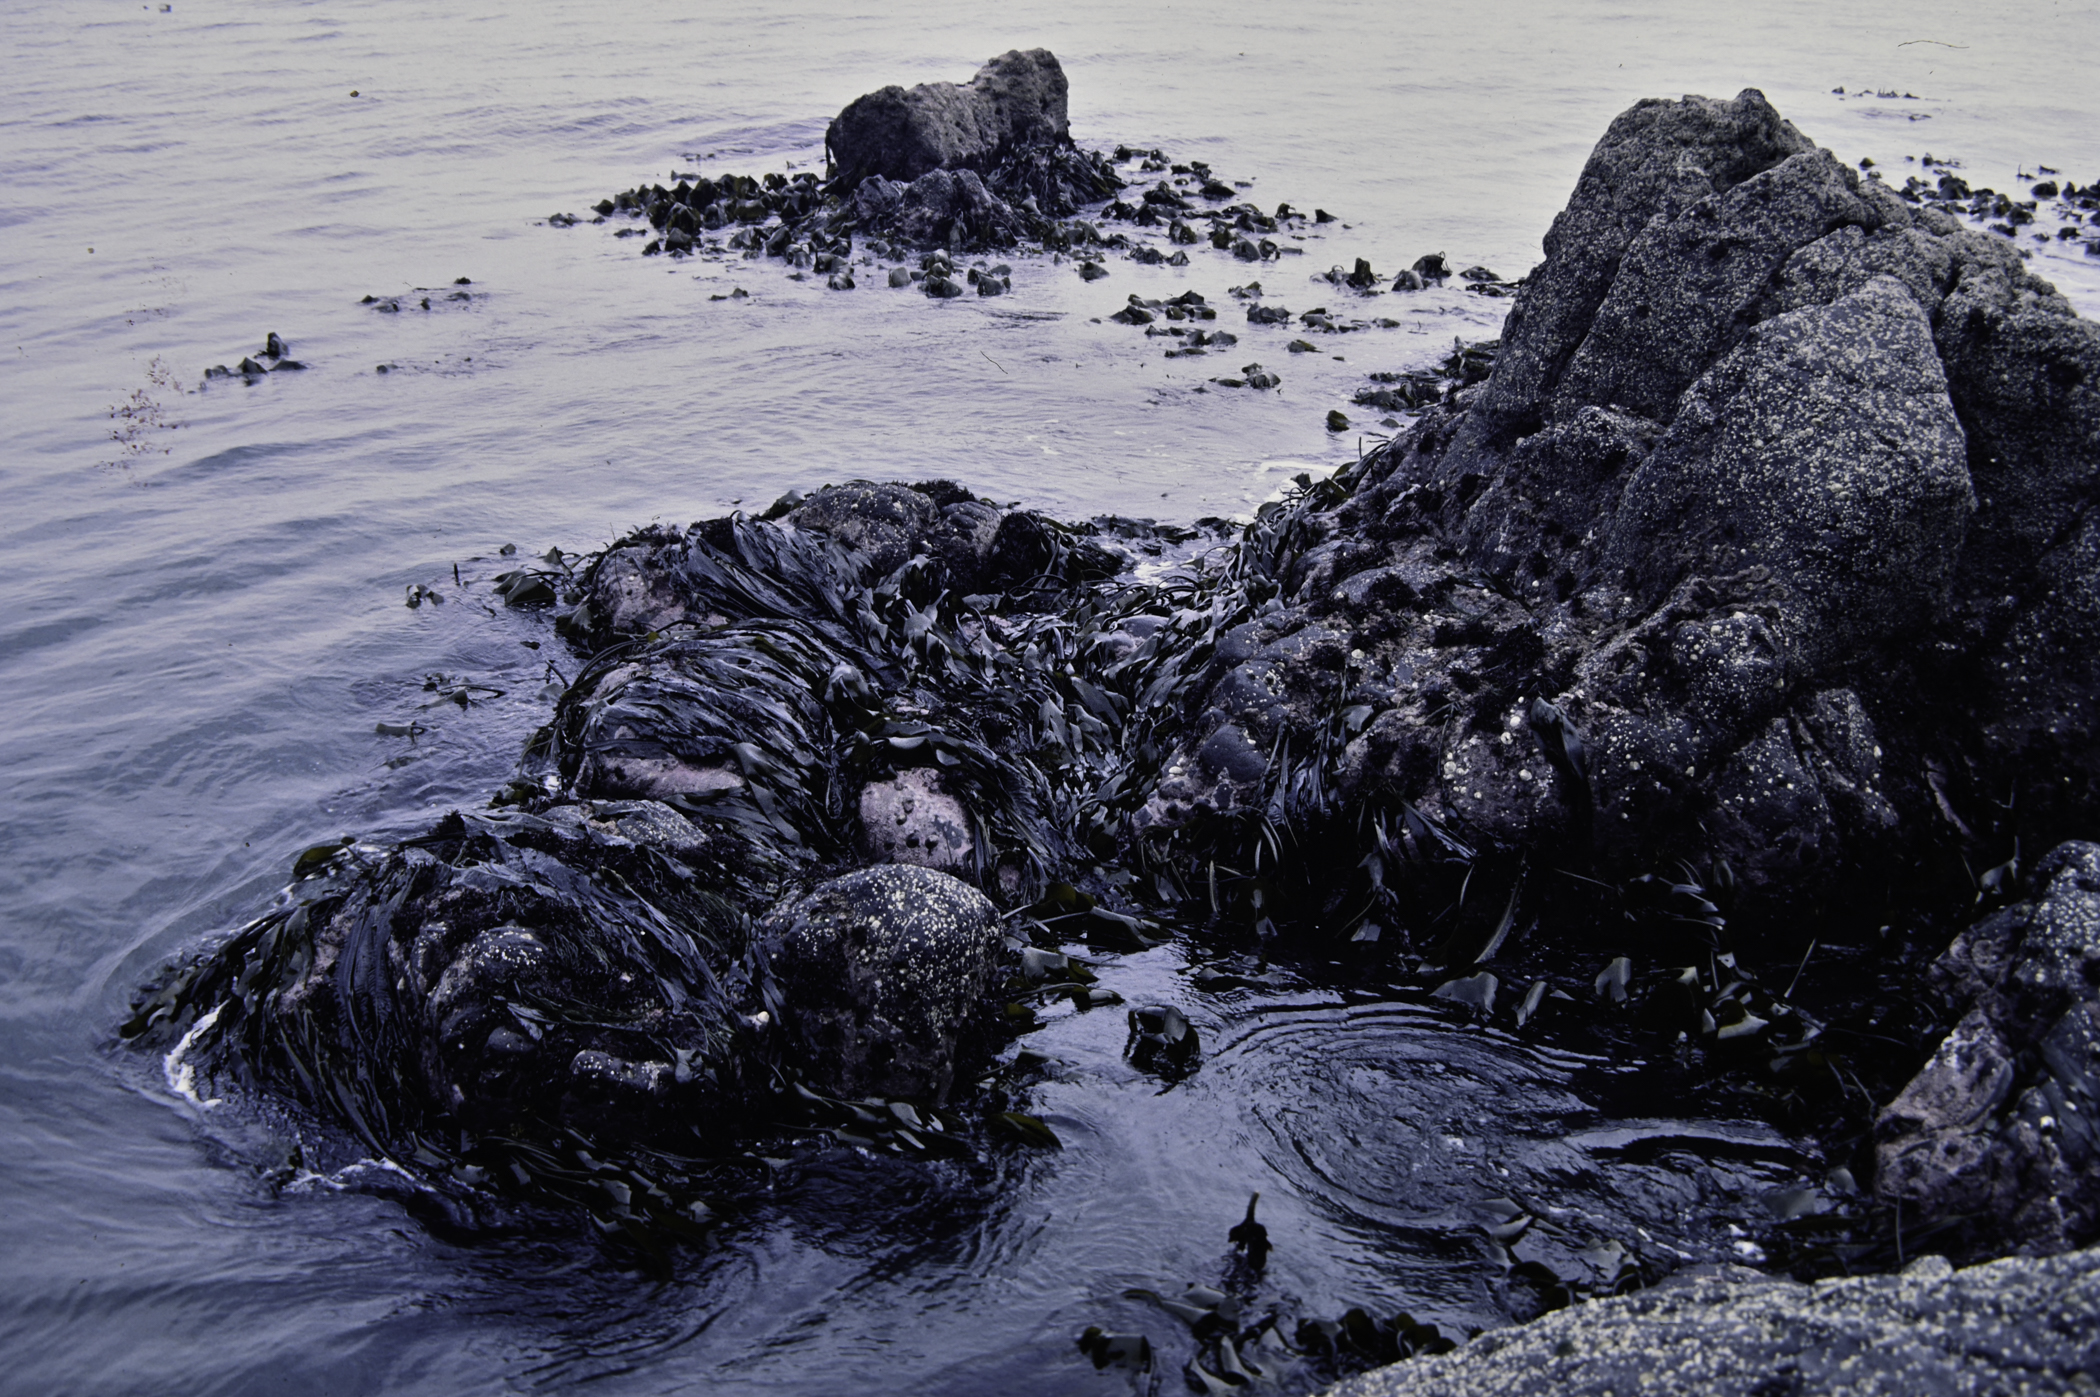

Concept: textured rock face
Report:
left=1144, top=87, right=2099, bottom=922
left=1462, top=89, right=1816, bottom=445
left=1877, top=843, right=2100, bottom=1252
left=858, top=768, right=976, bottom=873
left=826, top=49, right=1070, bottom=188
left=846, top=166, right=1035, bottom=250
left=1321, top=1249, right=2100, bottom=1397
left=758, top=865, right=1002, bottom=1100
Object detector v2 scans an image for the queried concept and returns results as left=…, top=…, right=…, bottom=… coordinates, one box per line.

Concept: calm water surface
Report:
left=3, top=2, right=2096, bottom=1392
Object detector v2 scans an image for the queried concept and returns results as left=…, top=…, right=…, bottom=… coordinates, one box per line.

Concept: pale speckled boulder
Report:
left=1321, top=1249, right=2100, bottom=1397
left=757, top=864, right=1003, bottom=1101
left=857, top=768, right=976, bottom=874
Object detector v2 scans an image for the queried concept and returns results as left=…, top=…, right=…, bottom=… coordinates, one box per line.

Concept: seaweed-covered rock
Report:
left=826, top=49, right=1070, bottom=188
left=1321, top=1249, right=2100, bottom=1397
left=1876, top=842, right=2100, bottom=1253
left=128, top=91, right=2099, bottom=1268
left=757, top=864, right=1003, bottom=1100
left=844, top=167, right=1037, bottom=252
left=131, top=803, right=763, bottom=1160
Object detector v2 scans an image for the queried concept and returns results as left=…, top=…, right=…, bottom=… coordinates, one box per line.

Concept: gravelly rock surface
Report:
left=1321, top=1248, right=2100, bottom=1397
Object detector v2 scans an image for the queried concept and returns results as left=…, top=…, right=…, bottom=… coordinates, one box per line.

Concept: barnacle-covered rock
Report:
left=757, top=864, right=1002, bottom=1101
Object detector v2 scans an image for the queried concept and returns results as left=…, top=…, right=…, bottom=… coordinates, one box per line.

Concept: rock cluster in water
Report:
left=132, top=87, right=2100, bottom=1361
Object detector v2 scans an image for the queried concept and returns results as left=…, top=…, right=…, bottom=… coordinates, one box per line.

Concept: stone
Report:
left=783, top=480, right=940, bottom=576
left=858, top=767, right=976, bottom=873
left=1877, top=843, right=2100, bottom=1252
left=757, top=864, right=1003, bottom=1100
left=826, top=49, right=1070, bottom=188
left=1460, top=89, right=1814, bottom=445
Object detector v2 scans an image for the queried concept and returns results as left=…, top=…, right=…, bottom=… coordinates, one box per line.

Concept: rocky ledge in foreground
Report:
left=1322, top=1247, right=2100, bottom=1397
left=130, top=88, right=2096, bottom=1334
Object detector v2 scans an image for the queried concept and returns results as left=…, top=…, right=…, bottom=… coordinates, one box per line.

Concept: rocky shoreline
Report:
left=127, top=60, right=2097, bottom=1395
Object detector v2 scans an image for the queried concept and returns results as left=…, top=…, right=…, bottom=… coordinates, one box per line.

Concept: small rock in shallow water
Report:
left=1079, top=260, right=1108, bottom=280
left=1326, top=409, right=1351, bottom=431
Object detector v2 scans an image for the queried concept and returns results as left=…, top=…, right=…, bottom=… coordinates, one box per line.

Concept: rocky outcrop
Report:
left=1321, top=1248, right=2100, bottom=1397
left=1876, top=843, right=2100, bottom=1253
left=1142, top=87, right=2099, bottom=932
left=826, top=49, right=1070, bottom=188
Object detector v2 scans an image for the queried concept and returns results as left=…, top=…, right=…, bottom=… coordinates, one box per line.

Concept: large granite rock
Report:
left=1143, top=88, right=2100, bottom=929
left=1322, top=1248, right=2100, bottom=1397
left=826, top=49, right=1070, bottom=188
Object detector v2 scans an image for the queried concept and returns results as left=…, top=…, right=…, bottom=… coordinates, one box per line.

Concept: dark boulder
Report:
left=757, top=864, right=1003, bottom=1100
left=1140, top=88, right=2100, bottom=930
left=827, top=49, right=1070, bottom=188
left=1457, top=89, right=1815, bottom=447
left=784, top=480, right=942, bottom=577
left=1321, top=1248, right=2100, bottom=1397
